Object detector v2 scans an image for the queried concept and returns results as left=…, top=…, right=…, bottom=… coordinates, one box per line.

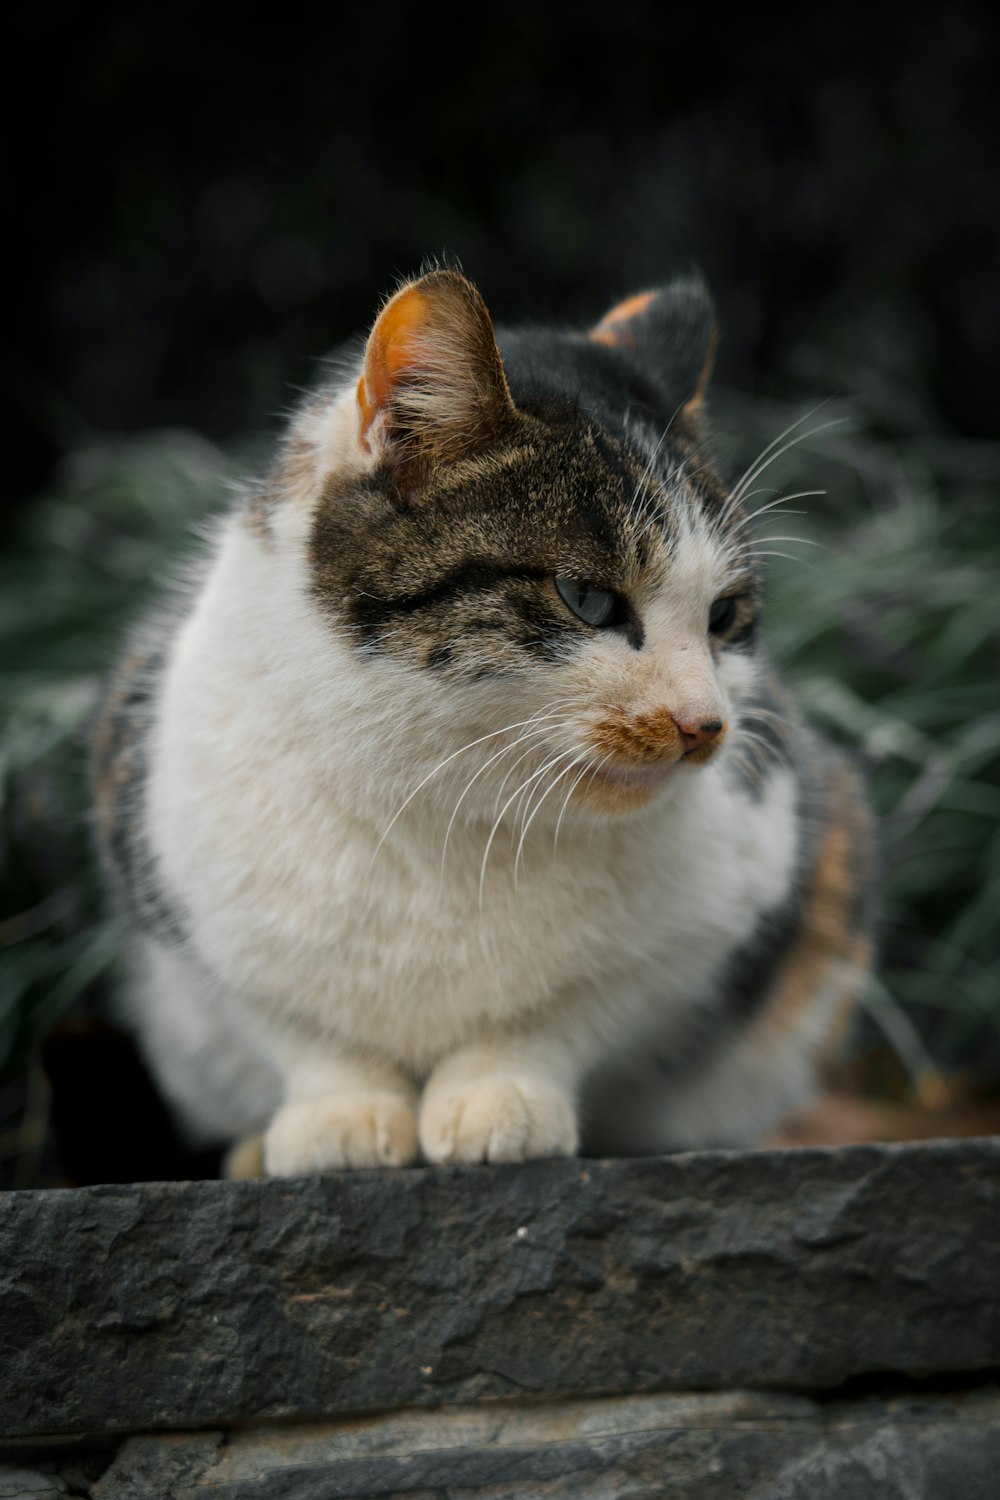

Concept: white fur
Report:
left=134, top=386, right=821, bottom=1172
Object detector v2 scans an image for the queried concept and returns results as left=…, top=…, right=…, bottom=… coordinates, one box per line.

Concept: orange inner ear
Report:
left=357, top=286, right=431, bottom=448
left=589, top=290, right=658, bottom=349
left=684, top=323, right=718, bottom=414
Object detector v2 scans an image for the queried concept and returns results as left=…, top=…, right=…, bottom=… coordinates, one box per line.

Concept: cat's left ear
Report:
left=356, top=269, right=515, bottom=484
left=589, top=275, right=717, bottom=415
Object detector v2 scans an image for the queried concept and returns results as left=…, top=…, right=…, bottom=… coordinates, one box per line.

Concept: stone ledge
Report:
left=3, top=1389, right=1000, bottom=1498
left=2, top=1140, right=999, bottom=1439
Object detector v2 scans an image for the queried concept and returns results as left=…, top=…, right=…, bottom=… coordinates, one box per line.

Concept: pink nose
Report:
left=673, top=716, right=724, bottom=753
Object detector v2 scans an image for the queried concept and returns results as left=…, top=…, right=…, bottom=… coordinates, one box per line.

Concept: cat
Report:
left=93, top=266, right=875, bottom=1176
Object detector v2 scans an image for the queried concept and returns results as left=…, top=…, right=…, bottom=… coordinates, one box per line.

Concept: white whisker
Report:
left=720, top=418, right=847, bottom=530
left=514, top=750, right=587, bottom=876
left=369, top=709, right=569, bottom=870
left=553, top=755, right=603, bottom=851
left=478, top=750, right=573, bottom=909
left=439, top=719, right=572, bottom=874
left=717, top=401, right=834, bottom=518
left=730, top=489, right=826, bottom=533
left=751, top=534, right=824, bottom=548
left=740, top=708, right=795, bottom=730
left=493, top=724, right=570, bottom=815
left=512, top=734, right=579, bottom=835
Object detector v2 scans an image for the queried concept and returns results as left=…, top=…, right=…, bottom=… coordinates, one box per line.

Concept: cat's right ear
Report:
left=356, top=270, right=515, bottom=486
left=589, top=275, right=717, bottom=417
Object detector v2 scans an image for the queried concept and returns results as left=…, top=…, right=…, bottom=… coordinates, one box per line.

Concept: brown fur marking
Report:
left=243, top=491, right=274, bottom=546
left=758, top=763, right=874, bottom=1041
left=590, top=706, right=684, bottom=764
left=816, top=935, right=874, bottom=1080
left=590, top=707, right=727, bottom=766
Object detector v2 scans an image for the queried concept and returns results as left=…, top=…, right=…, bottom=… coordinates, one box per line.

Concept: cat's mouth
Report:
left=576, top=757, right=678, bottom=809
left=589, top=760, right=676, bottom=790
left=576, top=740, right=724, bottom=809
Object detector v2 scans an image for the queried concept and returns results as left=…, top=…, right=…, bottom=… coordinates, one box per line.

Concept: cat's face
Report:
left=304, top=270, right=762, bottom=814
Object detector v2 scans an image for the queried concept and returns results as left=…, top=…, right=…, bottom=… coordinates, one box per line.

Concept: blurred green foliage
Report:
left=0, top=434, right=244, bottom=1077
left=2, top=394, right=998, bottom=1092
left=716, top=391, right=1000, bottom=1085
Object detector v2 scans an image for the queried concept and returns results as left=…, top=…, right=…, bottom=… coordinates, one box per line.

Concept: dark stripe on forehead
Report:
left=425, top=613, right=573, bottom=675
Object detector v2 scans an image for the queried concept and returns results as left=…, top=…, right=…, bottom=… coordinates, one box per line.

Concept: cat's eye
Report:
left=708, top=597, right=737, bottom=635
left=555, top=577, right=617, bottom=628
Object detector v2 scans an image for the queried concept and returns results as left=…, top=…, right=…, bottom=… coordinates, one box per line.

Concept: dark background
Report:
left=2, top=1, right=999, bottom=1185
left=8, top=0, right=999, bottom=516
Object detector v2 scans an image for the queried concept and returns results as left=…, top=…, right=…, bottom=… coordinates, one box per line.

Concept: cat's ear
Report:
left=356, top=270, right=515, bottom=482
left=589, top=275, right=717, bottom=415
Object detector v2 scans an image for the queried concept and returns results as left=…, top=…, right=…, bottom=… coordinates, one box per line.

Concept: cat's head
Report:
left=273, top=269, right=765, bottom=814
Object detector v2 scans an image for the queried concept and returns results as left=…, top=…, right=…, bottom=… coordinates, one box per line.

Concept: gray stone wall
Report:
left=2, top=1142, right=999, bottom=1496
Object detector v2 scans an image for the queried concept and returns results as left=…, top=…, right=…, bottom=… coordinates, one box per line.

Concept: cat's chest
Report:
left=279, top=821, right=676, bottom=1033
left=289, top=834, right=710, bottom=1068
left=213, top=804, right=770, bottom=1063
left=154, top=689, right=799, bottom=1069
left=286, top=804, right=781, bottom=1068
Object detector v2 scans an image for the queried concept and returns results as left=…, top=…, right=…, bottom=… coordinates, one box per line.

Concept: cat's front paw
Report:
left=419, top=1076, right=578, bottom=1164
left=263, top=1093, right=419, bottom=1175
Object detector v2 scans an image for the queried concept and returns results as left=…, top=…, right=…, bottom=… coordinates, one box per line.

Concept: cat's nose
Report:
left=673, top=716, right=724, bottom=753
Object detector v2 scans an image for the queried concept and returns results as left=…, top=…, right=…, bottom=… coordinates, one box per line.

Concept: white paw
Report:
left=263, top=1092, right=419, bottom=1175
left=419, top=1076, right=578, bottom=1165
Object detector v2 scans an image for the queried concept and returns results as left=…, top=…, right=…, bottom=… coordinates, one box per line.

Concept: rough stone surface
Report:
left=2, top=1141, right=999, bottom=1438
left=0, top=1469, right=67, bottom=1497
left=3, top=1390, right=1000, bottom=1498
left=92, top=1433, right=224, bottom=1498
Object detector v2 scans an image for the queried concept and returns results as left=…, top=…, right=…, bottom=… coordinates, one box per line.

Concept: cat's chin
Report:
left=573, top=758, right=679, bottom=813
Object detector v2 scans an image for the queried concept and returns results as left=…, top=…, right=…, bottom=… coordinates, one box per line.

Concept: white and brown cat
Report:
left=94, top=268, right=874, bottom=1176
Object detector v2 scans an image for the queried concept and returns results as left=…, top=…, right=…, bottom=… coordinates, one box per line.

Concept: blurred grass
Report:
left=0, top=433, right=242, bottom=1078
left=1, top=392, right=999, bottom=1096
left=716, top=384, right=1000, bottom=1088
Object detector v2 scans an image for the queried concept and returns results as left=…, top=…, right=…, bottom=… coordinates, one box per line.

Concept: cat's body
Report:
left=94, top=269, right=874, bottom=1174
